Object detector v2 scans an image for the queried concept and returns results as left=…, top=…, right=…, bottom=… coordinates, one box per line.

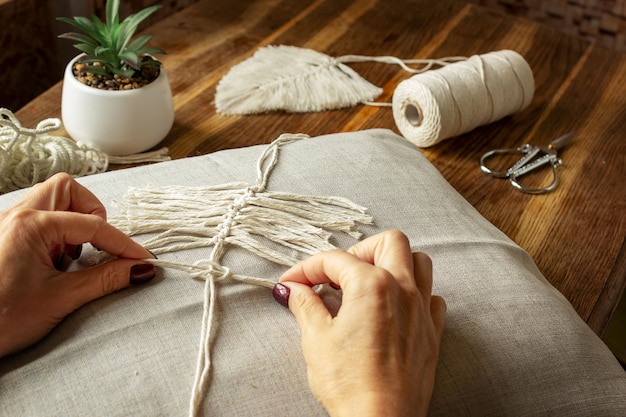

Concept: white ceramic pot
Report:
left=61, top=55, right=175, bottom=156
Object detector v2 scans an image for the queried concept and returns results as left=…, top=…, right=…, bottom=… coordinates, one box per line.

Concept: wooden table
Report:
left=16, top=0, right=626, bottom=337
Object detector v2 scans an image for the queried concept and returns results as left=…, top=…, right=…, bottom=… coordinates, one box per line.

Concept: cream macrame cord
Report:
left=0, top=108, right=170, bottom=193
left=109, top=133, right=374, bottom=417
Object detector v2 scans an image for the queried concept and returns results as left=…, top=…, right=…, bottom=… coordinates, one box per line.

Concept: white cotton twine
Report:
left=0, top=108, right=170, bottom=193
left=392, top=49, right=535, bottom=147
left=108, top=133, right=373, bottom=417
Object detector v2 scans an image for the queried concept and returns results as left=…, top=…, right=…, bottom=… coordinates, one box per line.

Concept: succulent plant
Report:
left=57, top=0, right=166, bottom=80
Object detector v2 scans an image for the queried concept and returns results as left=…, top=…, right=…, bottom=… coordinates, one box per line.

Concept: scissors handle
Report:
left=480, top=144, right=563, bottom=194
left=479, top=144, right=538, bottom=178
left=510, top=159, right=561, bottom=194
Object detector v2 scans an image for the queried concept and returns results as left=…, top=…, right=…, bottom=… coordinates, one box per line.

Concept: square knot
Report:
left=215, top=185, right=258, bottom=241
left=191, top=260, right=231, bottom=281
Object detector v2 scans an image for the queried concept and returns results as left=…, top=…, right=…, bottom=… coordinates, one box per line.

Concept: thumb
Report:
left=273, top=282, right=332, bottom=331
left=55, top=259, right=156, bottom=312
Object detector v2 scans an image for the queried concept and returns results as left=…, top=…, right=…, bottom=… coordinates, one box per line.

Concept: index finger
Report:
left=347, top=230, right=416, bottom=288
left=280, top=249, right=369, bottom=289
left=36, top=211, right=152, bottom=260
left=15, top=173, right=107, bottom=219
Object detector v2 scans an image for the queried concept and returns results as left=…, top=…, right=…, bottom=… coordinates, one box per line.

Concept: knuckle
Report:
left=49, top=172, right=74, bottom=185
left=4, top=207, right=37, bottom=223
left=90, top=213, right=107, bottom=228
left=47, top=172, right=76, bottom=198
left=356, top=267, right=396, bottom=296
left=98, top=268, right=123, bottom=295
left=403, top=283, right=421, bottom=302
left=2, top=208, right=42, bottom=237
left=383, top=229, right=410, bottom=246
left=291, top=288, right=317, bottom=311
left=325, top=248, right=346, bottom=257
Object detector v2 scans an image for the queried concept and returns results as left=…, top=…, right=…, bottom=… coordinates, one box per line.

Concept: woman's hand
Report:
left=0, top=173, right=155, bottom=357
left=274, top=230, right=446, bottom=417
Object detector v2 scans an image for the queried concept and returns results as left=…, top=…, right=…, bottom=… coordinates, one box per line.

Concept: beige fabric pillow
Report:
left=1, top=129, right=624, bottom=416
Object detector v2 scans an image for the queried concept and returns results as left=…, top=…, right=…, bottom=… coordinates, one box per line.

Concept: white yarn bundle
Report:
left=0, top=108, right=170, bottom=193
left=392, top=49, right=534, bottom=147
left=109, top=133, right=373, bottom=416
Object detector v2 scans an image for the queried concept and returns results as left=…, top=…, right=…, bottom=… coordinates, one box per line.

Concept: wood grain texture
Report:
left=15, top=0, right=626, bottom=336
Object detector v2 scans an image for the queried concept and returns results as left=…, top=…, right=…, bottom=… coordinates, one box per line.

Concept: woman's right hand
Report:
left=274, top=230, right=446, bottom=417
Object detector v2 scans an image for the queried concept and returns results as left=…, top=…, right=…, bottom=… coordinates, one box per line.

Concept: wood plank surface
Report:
left=15, top=0, right=626, bottom=336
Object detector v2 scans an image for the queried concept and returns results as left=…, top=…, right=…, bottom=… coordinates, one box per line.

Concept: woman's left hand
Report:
left=0, top=173, right=155, bottom=357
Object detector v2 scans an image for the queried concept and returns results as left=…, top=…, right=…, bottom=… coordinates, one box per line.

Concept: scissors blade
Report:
left=547, top=132, right=574, bottom=151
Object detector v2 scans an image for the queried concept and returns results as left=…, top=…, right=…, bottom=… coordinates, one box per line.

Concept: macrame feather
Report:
left=215, top=45, right=383, bottom=114
left=215, top=45, right=466, bottom=115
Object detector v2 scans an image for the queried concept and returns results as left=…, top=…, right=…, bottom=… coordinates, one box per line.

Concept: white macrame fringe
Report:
left=0, top=108, right=170, bottom=193
left=214, top=45, right=466, bottom=114
left=109, top=133, right=373, bottom=417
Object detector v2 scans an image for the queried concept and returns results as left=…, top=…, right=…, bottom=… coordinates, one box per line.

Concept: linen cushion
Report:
left=1, top=129, right=624, bottom=416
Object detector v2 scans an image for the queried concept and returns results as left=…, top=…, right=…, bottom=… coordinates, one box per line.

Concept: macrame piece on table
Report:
left=108, top=133, right=374, bottom=417
left=214, top=44, right=465, bottom=114
left=0, top=108, right=170, bottom=194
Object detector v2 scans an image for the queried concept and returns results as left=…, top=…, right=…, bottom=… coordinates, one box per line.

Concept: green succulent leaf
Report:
left=58, top=32, right=98, bottom=46
left=58, top=15, right=89, bottom=32
left=126, top=5, right=161, bottom=31
left=106, top=0, right=120, bottom=27
left=76, top=64, right=110, bottom=77
left=119, top=51, right=140, bottom=69
left=115, top=21, right=135, bottom=52
left=73, top=43, right=97, bottom=56
left=57, top=0, right=164, bottom=80
left=138, top=47, right=166, bottom=56
left=90, top=15, right=104, bottom=31
left=126, top=35, right=151, bottom=52
left=92, top=45, right=104, bottom=55
left=115, top=68, right=137, bottom=78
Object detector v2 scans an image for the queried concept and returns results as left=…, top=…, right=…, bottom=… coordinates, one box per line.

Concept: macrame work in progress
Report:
left=108, top=134, right=374, bottom=416
left=0, top=108, right=170, bottom=194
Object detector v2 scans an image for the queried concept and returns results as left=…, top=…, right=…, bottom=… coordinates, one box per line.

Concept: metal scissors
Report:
left=479, top=132, right=573, bottom=194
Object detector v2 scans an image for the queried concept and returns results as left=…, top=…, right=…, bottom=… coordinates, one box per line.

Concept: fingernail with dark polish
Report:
left=272, top=283, right=290, bottom=308
left=130, top=264, right=156, bottom=285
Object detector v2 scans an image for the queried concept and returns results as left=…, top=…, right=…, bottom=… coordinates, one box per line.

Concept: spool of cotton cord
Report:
left=391, top=50, right=535, bottom=147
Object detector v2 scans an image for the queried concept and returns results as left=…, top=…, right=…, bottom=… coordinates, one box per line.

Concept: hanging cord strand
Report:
left=335, top=55, right=467, bottom=107
left=337, top=54, right=466, bottom=73
left=185, top=134, right=306, bottom=417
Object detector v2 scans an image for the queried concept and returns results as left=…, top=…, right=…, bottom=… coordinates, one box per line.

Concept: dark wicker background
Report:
left=466, top=0, right=626, bottom=52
